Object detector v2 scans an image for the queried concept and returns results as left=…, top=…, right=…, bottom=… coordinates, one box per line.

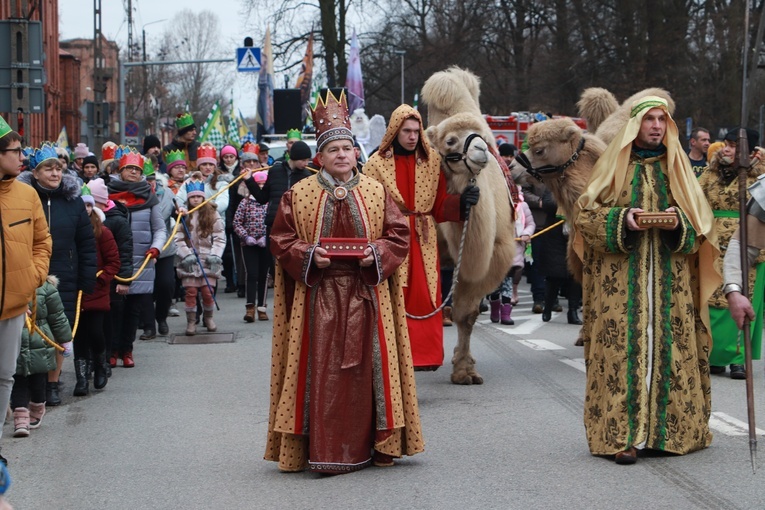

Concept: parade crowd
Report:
left=0, top=89, right=761, bottom=481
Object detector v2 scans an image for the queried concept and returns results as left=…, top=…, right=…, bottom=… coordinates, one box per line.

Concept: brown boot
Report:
left=185, top=312, right=197, bottom=336
left=203, top=309, right=217, bottom=332
left=257, top=306, right=269, bottom=321
left=243, top=304, right=255, bottom=323
left=442, top=306, right=453, bottom=327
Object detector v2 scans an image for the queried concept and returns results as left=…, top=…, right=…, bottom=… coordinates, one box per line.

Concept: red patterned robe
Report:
left=265, top=171, right=425, bottom=473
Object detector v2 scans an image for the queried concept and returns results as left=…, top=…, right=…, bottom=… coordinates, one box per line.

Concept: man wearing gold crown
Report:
left=574, top=96, right=720, bottom=465
left=264, top=91, right=424, bottom=474
left=162, top=112, right=200, bottom=171
left=364, top=105, right=475, bottom=371
left=0, top=117, right=52, bottom=463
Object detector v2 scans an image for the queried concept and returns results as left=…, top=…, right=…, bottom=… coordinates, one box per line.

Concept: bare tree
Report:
left=159, top=10, right=228, bottom=122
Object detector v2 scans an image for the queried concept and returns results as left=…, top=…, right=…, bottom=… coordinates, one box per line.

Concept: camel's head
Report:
left=517, top=118, right=587, bottom=181
left=426, top=112, right=493, bottom=178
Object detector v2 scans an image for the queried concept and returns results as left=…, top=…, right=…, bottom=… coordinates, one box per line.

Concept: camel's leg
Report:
left=450, top=300, right=483, bottom=385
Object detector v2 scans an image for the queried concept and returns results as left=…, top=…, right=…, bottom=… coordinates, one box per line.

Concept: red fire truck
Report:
left=484, top=113, right=588, bottom=147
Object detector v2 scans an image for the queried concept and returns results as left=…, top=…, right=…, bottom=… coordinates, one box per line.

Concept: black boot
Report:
left=93, top=353, right=108, bottom=390
left=46, top=381, right=61, bottom=406
left=73, top=359, right=89, bottom=396
left=86, top=359, right=93, bottom=380
left=568, top=308, right=583, bottom=325
left=542, top=280, right=558, bottom=322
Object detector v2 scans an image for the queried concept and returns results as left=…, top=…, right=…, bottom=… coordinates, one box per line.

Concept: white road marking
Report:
left=517, top=339, right=565, bottom=350
left=560, top=358, right=586, bottom=373
left=709, top=412, right=765, bottom=436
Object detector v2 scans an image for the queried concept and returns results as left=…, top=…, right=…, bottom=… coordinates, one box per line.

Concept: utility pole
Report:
left=93, top=0, right=106, bottom=152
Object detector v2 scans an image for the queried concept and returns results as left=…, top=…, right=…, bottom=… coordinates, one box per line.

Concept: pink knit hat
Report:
left=221, top=145, right=237, bottom=157
left=253, top=171, right=268, bottom=184
left=74, top=143, right=89, bottom=159
left=86, top=178, right=109, bottom=205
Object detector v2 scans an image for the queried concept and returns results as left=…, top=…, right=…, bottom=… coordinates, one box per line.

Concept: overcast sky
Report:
left=58, top=0, right=261, bottom=115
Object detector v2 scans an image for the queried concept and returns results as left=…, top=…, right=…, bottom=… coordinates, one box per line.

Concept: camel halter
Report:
left=516, top=136, right=585, bottom=181
left=442, top=133, right=486, bottom=176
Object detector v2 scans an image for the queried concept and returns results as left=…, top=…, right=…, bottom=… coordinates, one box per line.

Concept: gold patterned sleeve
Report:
left=575, top=205, right=632, bottom=254
left=662, top=207, right=699, bottom=254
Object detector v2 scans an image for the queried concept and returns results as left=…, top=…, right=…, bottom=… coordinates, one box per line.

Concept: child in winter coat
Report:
left=174, top=174, right=226, bottom=335
left=232, top=171, right=270, bottom=322
left=488, top=193, right=535, bottom=326
left=11, top=276, right=72, bottom=437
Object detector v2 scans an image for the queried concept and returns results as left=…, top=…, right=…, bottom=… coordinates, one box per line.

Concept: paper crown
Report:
left=80, top=184, right=92, bottom=196
left=184, top=180, right=206, bottom=198
left=165, top=149, right=186, bottom=166
left=175, top=112, right=195, bottom=130
left=286, top=128, right=302, bottom=141
left=0, top=116, right=11, bottom=140
left=197, top=144, right=217, bottom=162
left=242, top=142, right=259, bottom=155
left=142, top=156, right=155, bottom=177
left=240, top=142, right=260, bottom=161
left=118, top=148, right=144, bottom=171
left=29, top=143, right=59, bottom=169
left=101, top=144, right=117, bottom=161
left=311, top=90, right=353, bottom=151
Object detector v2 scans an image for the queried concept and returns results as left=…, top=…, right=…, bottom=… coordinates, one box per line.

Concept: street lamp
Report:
left=142, top=19, right=168, bottom=62
left=394, top=50, right=405, bottom=105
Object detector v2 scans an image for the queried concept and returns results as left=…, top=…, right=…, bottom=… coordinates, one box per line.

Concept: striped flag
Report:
left=226, top=100, right=241, bottom=149
left=238, top=109, right=256, bottom=144
left=198, top=102, right=226, bottom=149
left=256, top=27, right=275, bottom=140
left=345, top=29, right=364, bottom=113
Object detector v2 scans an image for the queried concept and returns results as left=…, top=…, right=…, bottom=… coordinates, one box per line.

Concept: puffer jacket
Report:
left=17, top=172, right=97, bottom=325
left=174, top=173, right=231, bottom=228
left=16, top=276, right=72, bottom=376
left=153, top=178, right=178, bottom=260
left=102, top=200, right=134, bottom=280
left=107, top=175, right=167, bottom=295
left=174, top=209, right=226, bottom=279
left=82, top=221, right=121, bottom=311
left=0, top=178, right=52, bottom=320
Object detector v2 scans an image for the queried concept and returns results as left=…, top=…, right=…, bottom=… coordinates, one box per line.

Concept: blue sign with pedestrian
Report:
left=237, top=47, right=261, bottom=72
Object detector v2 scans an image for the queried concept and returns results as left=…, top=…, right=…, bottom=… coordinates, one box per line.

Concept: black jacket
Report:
left=162, top=137, right=200, bottom=168
left=223, top=161, right=243, bottom=234
left=17, top=172, right=97, bottom=325
left=103, top=201, right=134, bottom=279
left=246, top=161, right=313, bottom=227
left=535, top=190, right=570, bottom=279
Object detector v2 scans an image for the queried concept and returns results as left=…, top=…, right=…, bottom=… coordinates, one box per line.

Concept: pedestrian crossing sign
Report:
left=237, top=47, right=261, bottom=72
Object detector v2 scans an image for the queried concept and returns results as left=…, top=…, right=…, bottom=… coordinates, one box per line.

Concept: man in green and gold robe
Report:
left=574, top=96, right=720, bottom=465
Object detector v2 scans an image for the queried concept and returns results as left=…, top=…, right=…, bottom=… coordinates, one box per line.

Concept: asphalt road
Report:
left=5, top=286, right=765, bottom=509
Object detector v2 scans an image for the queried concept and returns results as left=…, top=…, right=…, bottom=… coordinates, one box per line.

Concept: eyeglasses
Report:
left=0, top=148, right=23, bottom=156
left=124, top=167, right=142, bottom=173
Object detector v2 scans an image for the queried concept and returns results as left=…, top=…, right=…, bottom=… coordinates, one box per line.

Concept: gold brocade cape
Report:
left=575, top=96, right=720, bottom=337
left=264, top=173, right=424, bottom=471
left=363, top=104, right=443, bottom=303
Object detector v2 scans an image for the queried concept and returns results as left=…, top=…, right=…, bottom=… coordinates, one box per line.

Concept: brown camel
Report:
left=422, top=68, right=515, bottom=385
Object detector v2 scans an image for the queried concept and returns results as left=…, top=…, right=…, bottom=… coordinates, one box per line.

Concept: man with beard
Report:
left=575, top=96, right=719, bottom=465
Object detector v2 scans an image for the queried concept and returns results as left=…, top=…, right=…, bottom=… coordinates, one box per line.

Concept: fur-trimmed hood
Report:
left=17, top=171, right=82, bottom=201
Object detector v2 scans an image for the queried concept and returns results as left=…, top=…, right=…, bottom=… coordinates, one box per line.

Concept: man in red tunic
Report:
left=364, top=105, right=478, bottom=370
left=265, top=92, right=424, bottom=474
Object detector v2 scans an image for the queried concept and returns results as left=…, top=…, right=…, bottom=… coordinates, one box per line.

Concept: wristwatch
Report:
left=723, top=283, right=743, bottom=296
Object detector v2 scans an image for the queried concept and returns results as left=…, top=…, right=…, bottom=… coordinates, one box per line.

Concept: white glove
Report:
left=61, top=342, right=73, bottom=358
